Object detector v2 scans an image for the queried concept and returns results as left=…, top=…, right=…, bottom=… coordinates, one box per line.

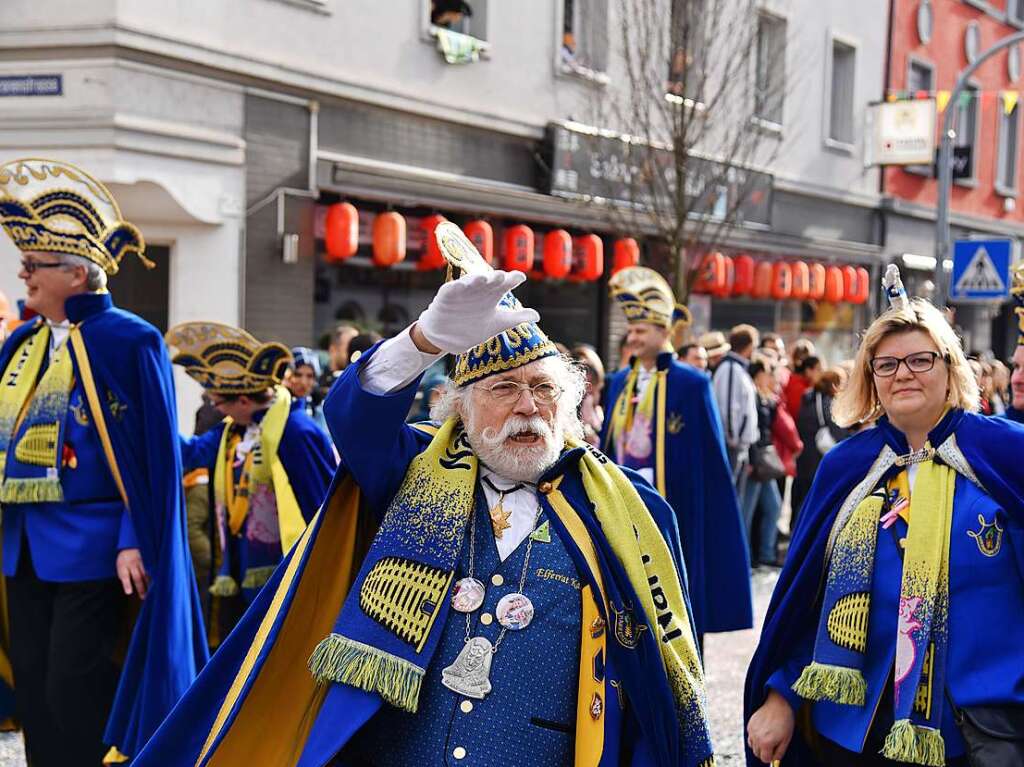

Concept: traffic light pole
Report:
left=935, top=29, right=1024, bottom=306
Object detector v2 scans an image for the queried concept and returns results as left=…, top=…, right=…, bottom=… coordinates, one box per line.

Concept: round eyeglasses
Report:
left=869, top=351, right=945, bottom=377
left=20, top=259, right=66, bottom=275
left=479, top=380, right=563, bottom=405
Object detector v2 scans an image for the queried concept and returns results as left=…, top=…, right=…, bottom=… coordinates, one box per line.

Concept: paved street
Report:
left=0, top=569, right=777, bottom=765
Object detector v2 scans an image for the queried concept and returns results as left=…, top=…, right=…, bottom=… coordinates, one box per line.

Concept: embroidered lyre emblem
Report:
left=966, top=513, right=1003, bottom=557
left=610, top=603, right=648, bottom=649
left=667, top=412, right=684, bottom=435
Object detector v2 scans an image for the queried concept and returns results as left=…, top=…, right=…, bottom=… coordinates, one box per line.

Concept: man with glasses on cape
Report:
left=136, top=224, right=716, bottom=767
left=0, top=158, right=207, bottom=764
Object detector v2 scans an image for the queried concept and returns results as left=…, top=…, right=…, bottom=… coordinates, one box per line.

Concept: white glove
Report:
left=417, top=271, right=539, bottom=354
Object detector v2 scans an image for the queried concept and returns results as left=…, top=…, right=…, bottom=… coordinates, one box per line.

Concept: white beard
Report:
left=464, top=412, right=562, bottom=483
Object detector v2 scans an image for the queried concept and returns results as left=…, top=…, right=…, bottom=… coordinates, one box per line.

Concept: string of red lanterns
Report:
left=693, top=252, right=870, bottom=304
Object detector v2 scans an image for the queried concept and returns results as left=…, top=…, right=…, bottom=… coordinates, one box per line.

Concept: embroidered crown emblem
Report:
left=966, top=513, right=1003, bottom=557
left=667, top=412, right=684, bottom=435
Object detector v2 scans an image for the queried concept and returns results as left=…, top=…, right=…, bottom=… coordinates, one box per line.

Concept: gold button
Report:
left=480, top=612, right=493, bottom=625
left=453, top=746, right=467, bottom=760
left=460, top=700, right=473, bottom=713
left=491, top=574, right=504, bottom=586
left=899, top=537, right=907, bottom=549
left=538, top=481, right=553, bottom=494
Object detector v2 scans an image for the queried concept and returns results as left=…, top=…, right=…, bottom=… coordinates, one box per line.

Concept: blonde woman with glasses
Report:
left=745, top=268, right=1024, bottom=767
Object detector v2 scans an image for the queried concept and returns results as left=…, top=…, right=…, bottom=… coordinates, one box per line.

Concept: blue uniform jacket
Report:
left=134, top=342, right=700, bottom=767
left=0, top=292, right=208, bottom=759
left=601, top=352, right=753, bottom=635
left=744, top=409, right=1024, bottom=766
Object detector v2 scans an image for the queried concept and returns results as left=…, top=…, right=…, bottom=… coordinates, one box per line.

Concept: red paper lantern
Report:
left=418, top=214, right=448, bottom=271
left=771, top=262, right=793, bottom=300
left=842, top=265, right=858, bottom=300
left=324, top=202, right=359, bottom=262
left=542, top=229, right=573, bottom=279
left=716, top=255, right=735, bottom=298
left=853, top=266, right=871, bottom=304
left=503, top=225, right=535, bottom=272
left=612, top=238, right=640, bottom=274
left=752, top=260, right=773, bottom=299
left=733, top=254, right=755, bottom=296
left=463, top=220, right=494, bottom=264
left=573, top=234, right=604, bottom=281
left=372, top=212, right=406, bottom=268
left=694, top=251, right=726, bottom=295
left=790, top=261, right=810, bottom=300
left=808, top=263, right=827, bottom=300
left=824, top=265, right=844, bottom=303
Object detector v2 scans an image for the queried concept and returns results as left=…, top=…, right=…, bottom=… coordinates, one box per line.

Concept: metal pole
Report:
left=935, top=29, right=1024, bottom=306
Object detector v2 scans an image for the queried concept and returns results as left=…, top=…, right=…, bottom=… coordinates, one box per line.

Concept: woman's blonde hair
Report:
left=832, top=298, right=979, bottom=427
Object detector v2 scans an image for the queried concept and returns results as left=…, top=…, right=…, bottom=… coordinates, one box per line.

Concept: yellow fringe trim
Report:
left=0, top=477, right=64, bottom=504
left=209, top=574, right=240, bottom=597
left=240, top=565, right=276, bottom=590
left=881, top=719, right=945, bottom=766
left=792, top=661, right=866, bottom=706
left=102, top=745, right=130, bottom=764
left=307, top=633, right=425, bottom=714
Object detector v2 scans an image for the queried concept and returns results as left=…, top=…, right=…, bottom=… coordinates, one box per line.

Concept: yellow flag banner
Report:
left=1003, top=90, right=1020, bottom=116
left=936, top=90, right=952, bottom=114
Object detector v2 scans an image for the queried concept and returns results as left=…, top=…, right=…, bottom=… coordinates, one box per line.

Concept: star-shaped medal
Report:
left=489, top=500, right=512, bottom=539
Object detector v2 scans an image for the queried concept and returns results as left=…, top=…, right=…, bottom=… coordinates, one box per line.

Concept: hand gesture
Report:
left=747, top=690, right=795, bottom=765
left=116, top=548, right=149, bottom=600
left=416, top=271, right=539, bottom=354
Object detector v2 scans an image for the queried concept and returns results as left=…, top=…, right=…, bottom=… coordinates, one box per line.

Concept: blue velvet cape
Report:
left=743, top=409, right=1024, bottom=766
left=0, top=293, right=209, bottom=758
left=601, top=353, right=753, bottom=635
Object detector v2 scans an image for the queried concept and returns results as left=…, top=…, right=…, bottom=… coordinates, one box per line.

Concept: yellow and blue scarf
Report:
left=306, top=418, right=714, bottom=766
left=793, top=453, right=954, bottom=766
left=0, top=324, right=77, bottom=503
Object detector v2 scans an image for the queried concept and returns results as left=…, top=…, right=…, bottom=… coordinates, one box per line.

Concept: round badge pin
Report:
left=451, top=577, right=486, bottom=613
left=495, top=592, right=535, bottom=631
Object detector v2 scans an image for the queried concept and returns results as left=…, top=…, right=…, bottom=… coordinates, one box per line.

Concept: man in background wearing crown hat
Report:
left=602, top=267, right=753, bottom=643
left=135, top=223, right=716, bottom=767
left=0, top=158, right=207, bottom=764
left=167, top=324, right=336, bottom=643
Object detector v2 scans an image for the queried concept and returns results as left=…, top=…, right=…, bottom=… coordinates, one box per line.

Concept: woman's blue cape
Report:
left=743, top=409, right=1024, bottom=766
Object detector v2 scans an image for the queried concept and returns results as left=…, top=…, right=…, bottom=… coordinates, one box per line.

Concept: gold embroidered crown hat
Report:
left=0, top=158, right=151, bottom=274
left=433, top=221, right=559, bottom=387
left=165, top=322, right=292, bottom=395
left=608, top=265, right=692, bottom=332
left=1012, top=261, right=1024, bottom=345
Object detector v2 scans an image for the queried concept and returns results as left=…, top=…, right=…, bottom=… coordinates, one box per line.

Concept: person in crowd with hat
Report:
left=746, top=266, right=1024, bottom=766
left=1005, top=263, right=1024, bottom=424
left=699, top=330, right=731, bottom=372
left=135, top=223, right=715, bottom=767
left=167, top=324, right=336, bottom=642
left=287, top=345, right=329, bottom=433
left=0, top=158, right=207, bottom=764
left=601, top=267, right=753, bottom=643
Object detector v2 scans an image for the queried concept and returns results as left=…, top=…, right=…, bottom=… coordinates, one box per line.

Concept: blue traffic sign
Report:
left=950, top=239, right=1013, bottom=301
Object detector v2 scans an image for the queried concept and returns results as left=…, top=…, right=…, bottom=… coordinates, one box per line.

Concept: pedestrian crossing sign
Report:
left=950, top=239, right=1013, bottom=302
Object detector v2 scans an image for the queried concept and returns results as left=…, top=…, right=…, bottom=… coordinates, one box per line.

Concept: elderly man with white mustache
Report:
left=133, top=224, right=716, bottom=767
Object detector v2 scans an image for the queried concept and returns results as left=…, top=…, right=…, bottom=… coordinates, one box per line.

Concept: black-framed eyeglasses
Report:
left=479, top=380, right=564, bottom=405
left=869, top=351, right=946, bottom=377
left=20, top=259, right=66, bottom=275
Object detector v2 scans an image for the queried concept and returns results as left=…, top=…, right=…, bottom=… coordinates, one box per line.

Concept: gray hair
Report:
left=430, top=354, right=588, bottom=441
left=57, top=254, right=107, bottom=291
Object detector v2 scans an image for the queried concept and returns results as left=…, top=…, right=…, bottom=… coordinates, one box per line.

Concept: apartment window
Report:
left=827, top=38, right=856, bottom=146
left=906, top=59, right=934, bottom=175
left=754, top=14, right=786, bottom=126
left=1010, top=0, right=1024, bottom=27
left=997, top=102, right=1020, bottom=193
left=666, top=0, right=707, bottom=104
left=561, top=0, right=609, bottom=76
left=429, top=0, right=488, bottom=41
left=954, top=84, right=979, bottom=182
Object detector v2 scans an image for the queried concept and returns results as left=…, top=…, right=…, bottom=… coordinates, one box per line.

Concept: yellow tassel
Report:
left=792, top=661, right=866, bottom=706
left=208, top=575, right=239, bottom=597
left=881, top=719, right=945, bottom=766
left=308, top=633, right=424, bottom=713
left=102, top=745, right=130, bottom=764
left=0, top=477, right=64, bottom=504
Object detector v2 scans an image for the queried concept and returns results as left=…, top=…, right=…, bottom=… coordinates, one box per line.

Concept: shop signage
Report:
left=868, top=99, right=937, bottom=166
left=0, top=74, right=62, bottom=97
left=545, top=122, right=773, bottom=226
left=950, top=238, right=1012, bottom=302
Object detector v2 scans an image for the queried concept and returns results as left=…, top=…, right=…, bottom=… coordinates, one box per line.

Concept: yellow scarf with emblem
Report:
left=211, top=387, right=305, bottom=593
